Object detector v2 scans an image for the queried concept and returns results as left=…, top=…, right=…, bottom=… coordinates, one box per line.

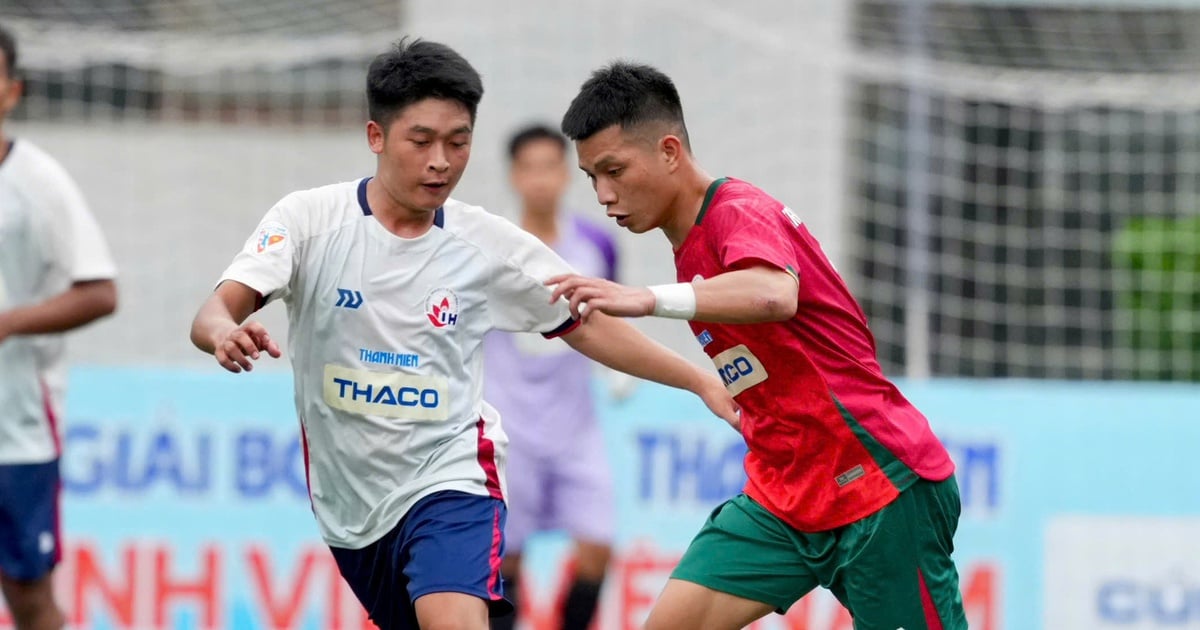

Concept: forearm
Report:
left=687, top=267, right=798, bottom=324
left=190, top=282, right=259, bottom=353
left=1, top=279, right=116, bottom=336
left=190, top=297, right=241, bottom=354
left=564, top=313, right=707, bottom=393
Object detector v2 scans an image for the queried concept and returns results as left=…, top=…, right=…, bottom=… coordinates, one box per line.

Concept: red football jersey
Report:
left=675, top=178, right=955, bottom=532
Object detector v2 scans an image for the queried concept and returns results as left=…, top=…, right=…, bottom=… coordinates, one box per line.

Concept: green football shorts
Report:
left=671, top=476, right=966, bottom=630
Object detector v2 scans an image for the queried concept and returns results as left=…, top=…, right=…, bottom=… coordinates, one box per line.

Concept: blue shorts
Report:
left=0, top=460, right=62, bottom=581
left=330, top=490, right=509, bottom=630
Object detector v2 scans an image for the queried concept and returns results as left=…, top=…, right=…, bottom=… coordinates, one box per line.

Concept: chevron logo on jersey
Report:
left=425, top=288, right=459, bottom=328
left=335, top=289, right=364, bottom=309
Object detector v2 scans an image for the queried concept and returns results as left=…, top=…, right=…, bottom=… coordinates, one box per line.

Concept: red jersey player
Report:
left=549, top=62, right=967, bottom=630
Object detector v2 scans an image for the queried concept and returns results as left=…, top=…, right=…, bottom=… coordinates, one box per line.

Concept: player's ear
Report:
left=366, top=120, right=386, bottom=155
left=660, top=134, right=684, bottom=172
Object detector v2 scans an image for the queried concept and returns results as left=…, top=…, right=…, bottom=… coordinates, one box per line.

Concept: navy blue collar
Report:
left=357, top=176, right=372, bottom=215
left=358, top=177, right=443, bottom=227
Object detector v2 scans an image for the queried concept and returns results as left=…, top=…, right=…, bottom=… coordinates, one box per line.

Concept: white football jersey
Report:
left=0, top=139, right=117, bottom=464
left=219, top=178, right=577, bottom=549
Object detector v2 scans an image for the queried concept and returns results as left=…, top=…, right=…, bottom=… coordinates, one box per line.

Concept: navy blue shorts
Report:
left=330, top=490, right=509, bottom=630
left=0, top=460, right=62, bottom=581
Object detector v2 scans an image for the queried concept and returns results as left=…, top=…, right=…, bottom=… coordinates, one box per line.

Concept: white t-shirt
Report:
left=0, top=139, right=117, bottom=464
left=219, top=177, right=577, bottom=549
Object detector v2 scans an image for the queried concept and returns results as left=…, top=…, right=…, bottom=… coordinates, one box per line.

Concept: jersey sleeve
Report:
left=39, top=168, right=117, bottom=282
left=486, top=219, right=578, bottom=337
left=707, top=199, right=800, bottom=281
left=217, top=203, right=297, bottom=305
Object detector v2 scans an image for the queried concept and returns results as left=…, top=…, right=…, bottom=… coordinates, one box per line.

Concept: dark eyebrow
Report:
left=408, top=125, right=473, bottom=135
left=585, top=157, right=624, bottom=176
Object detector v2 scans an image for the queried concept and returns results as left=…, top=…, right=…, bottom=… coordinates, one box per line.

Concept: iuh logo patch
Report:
left=255, top=221, right=288, bottom=254
left=425, top=288, right=459, bottom=329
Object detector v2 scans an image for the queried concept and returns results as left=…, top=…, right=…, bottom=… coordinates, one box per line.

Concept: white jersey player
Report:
left=0, top=23, right=118, bottom=630
left=190, top=38, right=738, bottom=630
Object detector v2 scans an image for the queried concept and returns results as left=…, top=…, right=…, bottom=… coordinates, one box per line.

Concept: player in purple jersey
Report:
left=485, top=125, right=624, bottom=630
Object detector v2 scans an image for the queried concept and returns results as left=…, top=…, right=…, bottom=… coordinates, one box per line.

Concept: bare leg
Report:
left=643, top=578, right=775, bottom=630
left=490, top=553, right=522, bottom=630
left=561, top=540, right=610, bottom=630
left=1, top=573, right=65, bottom=630
left=414, top=591, right=491, bottom=630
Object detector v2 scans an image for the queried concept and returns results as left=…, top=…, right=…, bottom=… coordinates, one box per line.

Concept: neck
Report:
left=367, top=174, right=436, bottom=238
left=661, top=164, right=715, bottom=251
left=520, top=205, right=560, bottom=244
left=0, top=126, right=10, bottom=164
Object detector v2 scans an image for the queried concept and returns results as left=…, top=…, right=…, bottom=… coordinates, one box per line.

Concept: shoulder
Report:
left=709, top=178, right=784, bottom=218
left=440, top=198, right=537, bottom=249
left=7, top=140, right=69, bottom=179
left=5, top=140, right=82, bottom=200
left=269, top=179, right=364, bottom=241
left=701, top=178, right=796, bottom=233
left=440, top=198, right=562, bottom=271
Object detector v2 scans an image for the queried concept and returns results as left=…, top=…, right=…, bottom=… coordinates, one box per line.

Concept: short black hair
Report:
left=507, top=123, right=567, bottom=161
left=0, top=23, right=17, bottom=78
left=366, top=37, right=483, bottom=128
left=561, top=61, right=689, bottom=148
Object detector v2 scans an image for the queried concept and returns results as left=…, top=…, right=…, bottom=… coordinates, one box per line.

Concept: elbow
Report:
left=189, top=312, right=214, bottom=352
left=189, top=320, right=204, bottom=351
left=96, top=282, right=118, bottom=318
left=760, top=284, right=798, bottom=322
left=81, top=279, right=118, bottom=321
left=763, top=298, right=797, bottom=322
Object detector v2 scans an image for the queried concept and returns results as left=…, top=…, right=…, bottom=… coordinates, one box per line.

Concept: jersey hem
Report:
left=744, top=483, right=900, bottom=533
left=320, top=480, right=496, bottom=550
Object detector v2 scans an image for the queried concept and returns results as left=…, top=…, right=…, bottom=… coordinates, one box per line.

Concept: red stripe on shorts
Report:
left=918, top=568, right=944, bottom=630
left=53, top=479, right=63, bottom=564
left=487, top=505, right=503, bottom=599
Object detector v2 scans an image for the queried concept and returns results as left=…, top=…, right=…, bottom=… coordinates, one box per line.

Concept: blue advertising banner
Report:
left=1, top=368, right=1197, bottom=629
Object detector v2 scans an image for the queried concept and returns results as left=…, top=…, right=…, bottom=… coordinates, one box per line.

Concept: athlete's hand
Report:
left=696, top=374, right=742, bottom=432
left=546, top=274, right=655, bottom=323
left=211, top=320, right=281, bottom=373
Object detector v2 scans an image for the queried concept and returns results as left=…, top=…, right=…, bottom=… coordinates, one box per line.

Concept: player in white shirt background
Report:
left=0, top=22, right=119, bottom=630
left=190, top=38, right=738, bottom=630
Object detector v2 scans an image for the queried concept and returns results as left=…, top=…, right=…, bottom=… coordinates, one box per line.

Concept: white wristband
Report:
left=649, top=283, right=697, bottom=319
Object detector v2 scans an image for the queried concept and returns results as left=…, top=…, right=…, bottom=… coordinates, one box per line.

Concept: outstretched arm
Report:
left=561, top=312, right=740, bottom=430
left=0, top=279, right=118, bottom=344
left=191, top=280, right=281, bottom=373
left=547, top=265, right=798, bottom=324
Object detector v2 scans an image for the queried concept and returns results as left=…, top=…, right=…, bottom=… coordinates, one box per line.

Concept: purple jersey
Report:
left=482, top=216, right=617, bottom=453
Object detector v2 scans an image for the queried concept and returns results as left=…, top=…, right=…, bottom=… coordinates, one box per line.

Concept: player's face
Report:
left=0, top=54, right=21, bottom=123
left=575, top=125, right=675, bottom=234
left=510, top=138, right=569, bottom=215
left=369, top=97, right=473, bottom=213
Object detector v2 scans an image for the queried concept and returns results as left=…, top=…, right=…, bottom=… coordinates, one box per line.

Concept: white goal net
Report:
left=847, top=1, right=1200, bottom=381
